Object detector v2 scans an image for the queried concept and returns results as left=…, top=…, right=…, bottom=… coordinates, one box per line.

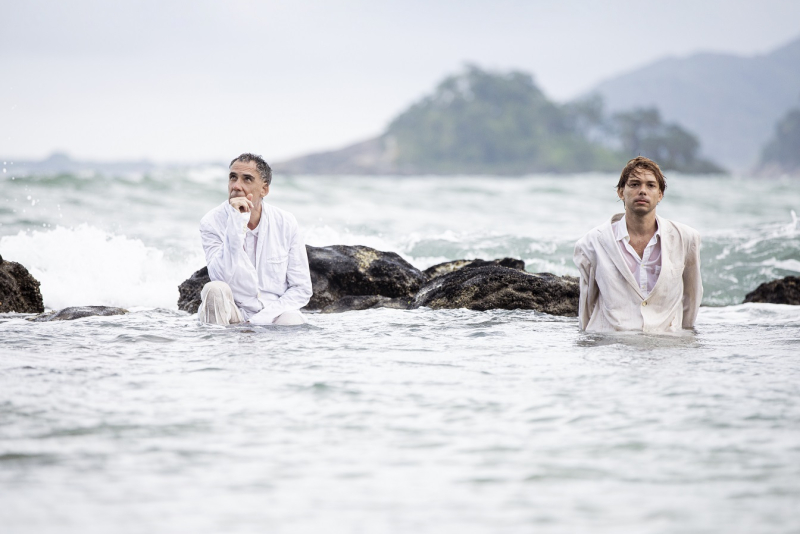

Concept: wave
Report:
left=3, top=220, right=797, bottom=311
left=702, top=211, right=800, bottom=305
left=2, top=173, right=798, bottom=310
left=0, top=225, right=203, bottom=310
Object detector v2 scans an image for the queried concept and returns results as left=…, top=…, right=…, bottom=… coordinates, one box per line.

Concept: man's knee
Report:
left=201, top=280, right=233, bottom=299
left=199, top=281, right=241, bottom=325
left=273, top=310, right=306, bottom=326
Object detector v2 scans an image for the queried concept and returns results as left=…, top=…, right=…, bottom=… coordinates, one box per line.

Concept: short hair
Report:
left=230, top=153, right=272, bottom=186
left=616, top=156, right=667, bottom=193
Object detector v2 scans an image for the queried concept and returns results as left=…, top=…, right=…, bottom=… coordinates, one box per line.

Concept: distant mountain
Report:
left=609, top=107, right=722, bottom=174
left=276, top=66, right=720, bottom=176
left=588, top=36, right=800, bottom=170
left=758, top=107, right=800, bottom=175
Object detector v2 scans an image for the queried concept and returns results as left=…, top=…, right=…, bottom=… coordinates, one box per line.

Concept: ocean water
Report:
left=1, top=167, right=799, bottom=533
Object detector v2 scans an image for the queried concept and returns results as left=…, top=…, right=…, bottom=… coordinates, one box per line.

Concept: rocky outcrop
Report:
left=411, top=265, right=579, bottom=316
left=176, top=245, right=427, bottom=314
left=743, top=276, right=800, bottom=305
left=28, top=306, right=128, bottom=322
left=423, top=257, right=525, bottom=279
left=178, top=267, right=209, bottom=314
left=0, top=255, right=45, bottom=314
left=175, top=247, right=572, bottom=315
left=305, top=245, right=426, bottom=310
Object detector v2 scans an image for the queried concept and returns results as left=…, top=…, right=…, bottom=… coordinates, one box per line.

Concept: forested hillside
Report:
left=276, top=67, right=722, bottom=175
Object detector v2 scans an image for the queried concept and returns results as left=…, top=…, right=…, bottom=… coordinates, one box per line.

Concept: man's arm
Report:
left=573, top=239, right=598, bottom=331
left=248, top=226, right=313, bottom=325
left=682, top=231, right=703, bottom=328
left=200, top=204, right=261, bottom=313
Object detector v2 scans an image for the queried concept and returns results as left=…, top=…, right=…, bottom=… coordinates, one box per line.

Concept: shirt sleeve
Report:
left=247, top=224, right=313, bottom=325
left=200, top=204, right=262, bottom=315
left=573, top=238, right=598, bottom=331
left=681, top=231, right=703, bottom=328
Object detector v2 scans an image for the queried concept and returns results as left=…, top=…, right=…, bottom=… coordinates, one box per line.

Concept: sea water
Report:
left=1, top=167, right=799, bottom=533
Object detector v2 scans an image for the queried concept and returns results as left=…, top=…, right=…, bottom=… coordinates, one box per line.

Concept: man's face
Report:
left=228, top=160, right=269, bottom=202
left=617, top=170, right=663, bottom=215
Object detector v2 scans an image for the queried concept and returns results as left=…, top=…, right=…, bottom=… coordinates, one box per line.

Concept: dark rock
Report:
left=423, top=257, right=525, bottom=279
left=743, top=276, right=800, bottom=305
left=178, top=267, right=209, bottom=314
left=177, top=245, right=427, bottom=314
left=411, top=265, right=579, bottom=316
left=28, top=306, right=128, bottom=322
left=320, top=295, right=412, bottom=314
left=305, top=245, right=427, bottom=311
left=0, top=255, right=45, bottom=313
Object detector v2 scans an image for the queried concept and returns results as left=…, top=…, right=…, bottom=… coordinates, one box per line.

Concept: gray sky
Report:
left=2, top=0, right=799, bottom=163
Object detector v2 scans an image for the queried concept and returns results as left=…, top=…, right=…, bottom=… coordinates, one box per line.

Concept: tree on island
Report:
left=759, top=108, right=800, bottom=174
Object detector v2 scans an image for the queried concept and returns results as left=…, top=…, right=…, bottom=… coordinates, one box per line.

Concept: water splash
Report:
left=0, top=225, right=202, bottom=309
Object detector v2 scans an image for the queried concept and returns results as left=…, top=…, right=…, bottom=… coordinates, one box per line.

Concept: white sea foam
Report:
left=0, top=225, right=201, bottom=310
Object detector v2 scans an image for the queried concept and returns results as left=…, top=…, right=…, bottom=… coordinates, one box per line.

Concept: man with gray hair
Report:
left=197, top=153, right=312, bottom=325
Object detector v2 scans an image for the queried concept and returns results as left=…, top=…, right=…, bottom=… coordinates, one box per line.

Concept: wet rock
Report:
left=29, top=306, right=128, bottom=322
left=305, top=245, right=427, bottom=311
left=320, top=295, right=412, bottom=314
left=743, top=276, right=800, bottom=305
left=0, top=254, right=45, bottom=314
left=411, top=265, right=579, bottom=316
left=423, top=257, right=525, bottom=279
left=178, top=266, right=209, bottom=314
left=177, top=245, right=426, bottom=314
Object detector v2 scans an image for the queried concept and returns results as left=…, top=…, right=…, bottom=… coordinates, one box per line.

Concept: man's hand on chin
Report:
left=230, top=193, right=254, bottom=213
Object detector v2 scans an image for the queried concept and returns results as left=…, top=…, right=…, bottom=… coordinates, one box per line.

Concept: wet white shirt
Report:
left=244, top=225, right=258, bottom=267
left=613, top=215, right=661, bottom=297
left=573, top=213, right=703, bottom=333
left=200, top=200, right=313, bottom=324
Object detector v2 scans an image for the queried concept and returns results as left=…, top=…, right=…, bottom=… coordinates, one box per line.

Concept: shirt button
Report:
left=642, top=301, right=647, bottom=307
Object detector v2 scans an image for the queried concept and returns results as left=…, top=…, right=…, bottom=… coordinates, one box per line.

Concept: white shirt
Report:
left=200, top=200, right=313, bottom=324
left=613, top=215, right=661, bottom=297
left=244, top=225, right=259, bottom=267
left=573, top=213, right=703, bottom=333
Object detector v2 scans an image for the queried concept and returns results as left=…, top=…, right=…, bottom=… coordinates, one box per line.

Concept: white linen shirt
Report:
left=244, top=225, right=258, bottom=267
left=613, top=215, right=662, bottom=297
left=573, top=213, right=703, bottom=333
left=200, top=200, right=313, bottom=324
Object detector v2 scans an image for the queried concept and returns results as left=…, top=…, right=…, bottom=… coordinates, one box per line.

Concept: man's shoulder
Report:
left=263, top=203, right=300, bottom=231
left=658, top=217, right=701, bottom=259
left=200, top=201, right=231, bottom=229
left=659, top=217, right=700, bottom=241
left=263, top=202, right=297, bottom=222
left=576, top=217, right=614, bottom=247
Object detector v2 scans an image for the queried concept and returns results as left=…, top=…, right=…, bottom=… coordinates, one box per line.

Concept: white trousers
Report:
left=197, top=281, right=307, bottom=326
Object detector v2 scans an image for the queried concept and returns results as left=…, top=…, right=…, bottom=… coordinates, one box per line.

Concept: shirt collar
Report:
left=614, top=214, right=660, bottom=243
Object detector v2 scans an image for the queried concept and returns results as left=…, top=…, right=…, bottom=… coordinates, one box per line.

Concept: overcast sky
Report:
left=2, top=0, right=799, bottom=163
